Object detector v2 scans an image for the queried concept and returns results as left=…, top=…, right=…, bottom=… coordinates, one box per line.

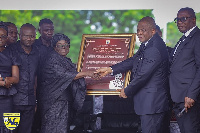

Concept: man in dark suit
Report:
left=96, top=17, right=170, bottom=133
left=170, top=7, right=200, bottom=133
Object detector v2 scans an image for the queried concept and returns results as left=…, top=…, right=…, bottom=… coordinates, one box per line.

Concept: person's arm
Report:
left=0, top=65, right=19, bottom=88
left=95, top=49, right=142, bottom=78
left=95, top=56, right=137, bottom=78
left=185, top=36, right=200, bottom=110
left=124, top=47, right=162, bottom=96
left=74, top=71, right=97, bottom=80
left=95, top=67, right=113, bottom=78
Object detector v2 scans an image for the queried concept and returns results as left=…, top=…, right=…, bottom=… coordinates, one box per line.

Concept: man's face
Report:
left=7, top=24, right=18, bottom=44
left=20, top=27, right=36, bottom=47
left=137, top=22, right=155, bottom=43
left=176, top=10, right=196, bottom=33
left=0, top=28, right=8, bottom=47
left=54, top=40, right=70, bottom=56
left=39, top=23, right=54, bottom=41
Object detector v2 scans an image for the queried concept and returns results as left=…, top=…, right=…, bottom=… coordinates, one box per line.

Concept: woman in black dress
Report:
left=38, top=33, right=97, bottom=133
left=0, top=23, right=20, bottom=132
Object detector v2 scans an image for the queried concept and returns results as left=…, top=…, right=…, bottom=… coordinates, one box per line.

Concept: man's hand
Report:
left=86, top=71, right=101, bottom=80
left=184, top=97, right=195, bottom=112
left=118, top=88, right=127, bottom=98
left=95, top=67, right=112, bottom=78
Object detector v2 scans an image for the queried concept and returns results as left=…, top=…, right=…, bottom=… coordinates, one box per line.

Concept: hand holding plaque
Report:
left=118, top=88, right=127, bottom=98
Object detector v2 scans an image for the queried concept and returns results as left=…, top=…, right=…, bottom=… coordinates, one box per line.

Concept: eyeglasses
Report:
left=56, top=44, right=70, bottom=49
left=174, top=17, right=191, bottom=23
left=0, top=35, right=7, bottom=40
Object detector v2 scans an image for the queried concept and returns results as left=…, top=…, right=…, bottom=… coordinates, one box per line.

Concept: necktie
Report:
left=180, top=35, right=186, bottom=42
left=173, top=35, right=186, bottom=56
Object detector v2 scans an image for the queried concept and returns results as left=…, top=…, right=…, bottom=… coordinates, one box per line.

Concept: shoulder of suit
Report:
left=189, top=26, right=200, bottom=37
left=144, top=46, right=161, bottom=59
left=149, top=33, right=165, bottom=46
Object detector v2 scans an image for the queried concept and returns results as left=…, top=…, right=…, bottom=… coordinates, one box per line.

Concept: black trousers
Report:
left=0, top=96, right=13, bottom=133
left=13, top=105, right=35, bottom=133
left=140, top=112, right=166, bottom=133
left=174, top=102, right=200, bottom=133
left=31, top=105, right=41, bottom=133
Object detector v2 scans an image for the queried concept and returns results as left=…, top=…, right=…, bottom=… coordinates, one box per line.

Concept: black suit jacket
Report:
left=111, top=33, right=170, bottom=115
left=169, top=26, right=200, bottom=103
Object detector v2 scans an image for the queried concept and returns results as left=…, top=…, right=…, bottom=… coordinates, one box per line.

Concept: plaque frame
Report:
left=77, top=34, right=136, bottom=95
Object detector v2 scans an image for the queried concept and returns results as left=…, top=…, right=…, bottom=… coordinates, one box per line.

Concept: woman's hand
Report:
left=95, top=67, right=112, bottom=78
left=74, top=70, right=100, bottom=80
left=86, top=71, right=101, bottom=80
left=4, top=77, right=13, bottom=88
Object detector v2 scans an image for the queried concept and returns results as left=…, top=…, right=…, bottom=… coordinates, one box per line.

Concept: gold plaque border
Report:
left=77, top=34, right=136, bottom=95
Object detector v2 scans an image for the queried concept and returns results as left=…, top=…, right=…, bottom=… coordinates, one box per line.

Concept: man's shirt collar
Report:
left=184, top=26, right=196, bottom=37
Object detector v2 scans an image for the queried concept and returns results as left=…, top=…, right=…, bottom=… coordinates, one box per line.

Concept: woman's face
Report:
left=0, top=28, right=8, bottom=47
left=54, top=40, right=70, bottom=56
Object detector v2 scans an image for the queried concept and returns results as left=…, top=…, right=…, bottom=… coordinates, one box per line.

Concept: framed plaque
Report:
left=77, top=34, right=136, bottom=95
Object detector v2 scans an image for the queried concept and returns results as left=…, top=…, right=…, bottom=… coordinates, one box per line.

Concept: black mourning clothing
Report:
left=38, top=50, right=86, bottom=133
left=0, top=47, right=20, bottom=96
left=11, top=42, right=39, bottom=105
left=9, top=41, right=39, bottom=133
left=0, top=47, right=20, bottom=128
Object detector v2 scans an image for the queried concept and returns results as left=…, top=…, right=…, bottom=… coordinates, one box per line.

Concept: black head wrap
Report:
left=51, top=33, right=70, bottom=48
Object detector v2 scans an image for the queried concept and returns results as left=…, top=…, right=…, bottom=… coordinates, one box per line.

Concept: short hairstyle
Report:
left=51, top=33, right=70, bottom=48
left=39, top=18, right=53, bottom=27
left=20, top=23, right=36, bottom=33
left=178, top=7, right=196, bottom=18
left=139, top=16, right=156, bottom=30
left=0, top=21, right=8, bottom=35
left=4, top=22, right=16, bottom=27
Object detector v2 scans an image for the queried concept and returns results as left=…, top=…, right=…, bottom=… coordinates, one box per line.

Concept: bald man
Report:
left=96, top=17, right=170, bottom=133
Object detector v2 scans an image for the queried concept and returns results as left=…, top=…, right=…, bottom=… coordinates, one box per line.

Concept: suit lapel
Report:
left=171, top=27, right=199, bottom=64
left=172, top=37, right=190, bottom=63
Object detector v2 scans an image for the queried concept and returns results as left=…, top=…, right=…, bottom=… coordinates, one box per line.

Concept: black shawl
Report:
left=38, top=50, right=86, bottom=114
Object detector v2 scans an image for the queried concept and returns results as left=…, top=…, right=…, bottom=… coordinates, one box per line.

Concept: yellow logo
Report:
left=3, top=113, right=20, bottom=130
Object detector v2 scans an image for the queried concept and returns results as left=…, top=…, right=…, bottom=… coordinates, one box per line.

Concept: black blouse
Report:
left=0, top=47, right=20, bottom=95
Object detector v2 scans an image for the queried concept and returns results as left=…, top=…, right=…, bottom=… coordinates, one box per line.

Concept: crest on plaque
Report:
left=106, top=40, right=110, bottom=44
left=3, top=113, right=20, bottom=130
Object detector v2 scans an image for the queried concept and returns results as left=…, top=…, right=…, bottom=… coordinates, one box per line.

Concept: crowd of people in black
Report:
left=0, top=7, right=200, bottom=133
